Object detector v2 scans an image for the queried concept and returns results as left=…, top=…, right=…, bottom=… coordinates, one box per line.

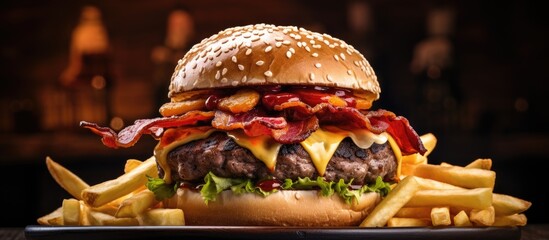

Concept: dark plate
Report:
left=25, top=225, right=521, bottom=240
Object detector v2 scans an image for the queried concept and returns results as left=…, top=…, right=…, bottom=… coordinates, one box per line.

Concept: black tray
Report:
left=25, top=225, right=521, bottom=240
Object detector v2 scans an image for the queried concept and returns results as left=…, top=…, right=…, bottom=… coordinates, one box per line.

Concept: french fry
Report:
left=360, top=176, right=420, bottom=227
left=412, top=164, right=496, bottom=189
left=431, top=207, right=451, bottom=226
left=415, top=176, right=464, bottom=190
left=492, top=193, right=532, bottom=216
left=453, top=210, right=473, bottom=227
left=140, top=208, right=185, bottom=226
left=406, top=188, right=493, bottom=210
left=116, top=190, right=158, bottom=218
left=87, top=210, right=139, bottom=226
left=493, top=214, right=527, bottom=226
left=46, top=157, right=90, bottom=200
left=37, top=207, right=62, bottom=226
left=395, top=207, right=432, bottom=219
left=465, top=158, right=492, bottom=170
left=62, top=198, right=81, bottom=225
left=124, top=159, right=143, bottom=173
left=387, top=217, right=431, bottom=227
left=82, top=156, right=157, bottom=207
left=440, top=162, right=453, bottom=167
left=401, top=134, right=436, bottom=165
left=470, top=206, right=495, bottom=226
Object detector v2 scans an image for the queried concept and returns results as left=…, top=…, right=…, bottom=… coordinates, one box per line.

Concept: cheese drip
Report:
left=155, top=127, right=396, bottom=183
left=226, top=131, right=282, bottom=171
left=155, top=128, right=217, bottom=183
left=299, top=127, right=388, bottom=176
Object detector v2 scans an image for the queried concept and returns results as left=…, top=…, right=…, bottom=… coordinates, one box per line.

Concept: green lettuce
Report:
left=146, top=172, right=392, bottom=205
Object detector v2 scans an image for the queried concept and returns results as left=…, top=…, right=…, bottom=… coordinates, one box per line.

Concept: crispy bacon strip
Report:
left=80, top=111, right=214, bottom=148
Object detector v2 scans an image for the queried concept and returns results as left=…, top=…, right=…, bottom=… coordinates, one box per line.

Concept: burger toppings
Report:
left=148, top=171, right=391, bottom=205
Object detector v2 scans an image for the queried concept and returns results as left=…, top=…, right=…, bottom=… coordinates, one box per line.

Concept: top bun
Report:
left=168, top=24, right=380, bottom=100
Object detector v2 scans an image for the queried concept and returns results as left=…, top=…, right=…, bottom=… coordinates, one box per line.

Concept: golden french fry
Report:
left=406, top=188, right=493, bottom=210
left=62, top=198, right=81, bottom=225
left=46, top=157, right=90, bottom=200
left=37, top=207, right=63, bottom=226
left=420, top=133, right=437, bottom=157
left=82, top=156, right=157, bottom=207
left=492, top=193, right=532, bottom=216
left=124, top=159, right=143, bottom=173
left=360, top=176, right=420, bottom=227
left=87, top=210, right=139, bottom=226
left=400, top=162, right=419, bottom=176
left=493, top=214, right=527, bottom=226
left=140, top=208, right=185, bottom=226
left=453, top=210, right=473, bottom=227
left=387, top=217, right=431, bottom=227
left=116, top=190, right=158, bottom=218
left=401, top=154, right=427, bottom=165
left=395, top=207, right=432, bottom=219
left=470, top=206, right=495, bottom=226
left=415, top=176, right=464, bottom=190
left=431, top=207, right=451, bottom=226
left=466, top=158, right=492, bottom=170
left=412, top=164, right=495, bottom=189
left=90, top=202, right=119, bottom=216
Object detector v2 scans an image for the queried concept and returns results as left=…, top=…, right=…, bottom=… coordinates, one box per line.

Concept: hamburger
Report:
left=81, top=24, right=426, bottom=226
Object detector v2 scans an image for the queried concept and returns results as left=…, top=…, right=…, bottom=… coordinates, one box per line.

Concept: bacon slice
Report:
left=82, top=104, right=424, bottom=155
left=80, top=111, right=214, bottom=148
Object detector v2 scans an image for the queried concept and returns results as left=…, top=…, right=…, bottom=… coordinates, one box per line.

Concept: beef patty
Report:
left=165, top=132, right=397, bottom=185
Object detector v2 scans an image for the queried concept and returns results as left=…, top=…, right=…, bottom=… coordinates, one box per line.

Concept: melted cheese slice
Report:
left=155, top=127, right=217, bottom=183
left=226, top=131, right=282, bottom=171
left=300, top=127, right=388, bottom=176
left=155, top=126, right=398, bottom=182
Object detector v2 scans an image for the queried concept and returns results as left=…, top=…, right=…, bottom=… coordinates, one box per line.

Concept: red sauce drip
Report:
left=257, top=179, right=283, bottom=192
left=262, top=93, right=300, bottom=110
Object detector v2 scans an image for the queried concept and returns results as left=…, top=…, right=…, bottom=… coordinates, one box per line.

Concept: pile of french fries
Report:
left=38, top=133, right=531, bottom=227
left=38, top=156, right=184, bottom=226
left=360, top=134, right=531, bottom=227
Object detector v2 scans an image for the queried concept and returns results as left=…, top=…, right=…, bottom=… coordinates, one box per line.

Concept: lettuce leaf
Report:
left=147, top=172, right=392, bottom=204
left=145, top=176, right=178, bottom=201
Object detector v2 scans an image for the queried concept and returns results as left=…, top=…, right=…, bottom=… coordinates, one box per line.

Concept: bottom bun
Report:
left=164, top=188, right=380, bottom=226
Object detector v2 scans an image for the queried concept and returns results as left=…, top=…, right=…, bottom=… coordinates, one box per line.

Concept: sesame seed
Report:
left=347, top=70, right=353, bottom=75
left=354, top=61, right=360, bottom=67
left=326, top=74, right=333, bottom=81
left=256, top=60, right=264, bottom=66
left=323, top=40, right=330, bottom=45
left=282, top=40, right=291, bottom=45
left=215, top=71, right=221, bottom=80
left=340, top=53, right=346, bottom=60
left=315, top=63, right=321, bottom=68
left=192, top=62, right=197, bottom=69
left=286, top=51, right=292, bottom=58
left=313, top=44, right=321, bottom=49
left=297, top=42, right=302, bottom=48
left=265, top=46, right=272, bottom=52
left=312, top=53, right=318, bottom=57
left=222, top=68, right=228, bottom=76
left=305, top=46, right=311, bottom=52
left=275, top=42, right=282, bottom=47
left=264, top=71, right=273, bottom=77
left=289, top=47, right=295, bottom=53
left=232, top=56, right=238, bottom=63
left=242, top=75, right=248, bottom=82
left=216, top=61, right=223, bottom=67
left=275, top=36, right=284, bottom=41
left=238, top=64, right=244, bottom=71
left=310, top=40, right=315, bottom=44
left=221, top=77, right=228, bottom=83
left=309, top=72, right=315, bottom=81
left=334, top=55, right=339, bottom=61
left=245, top=49, right=252, bottom=55
left=231, top=81, right=239, bottom=86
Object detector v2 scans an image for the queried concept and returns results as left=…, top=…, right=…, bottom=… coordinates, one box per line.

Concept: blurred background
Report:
left=1, top=0, right=547, bottom=226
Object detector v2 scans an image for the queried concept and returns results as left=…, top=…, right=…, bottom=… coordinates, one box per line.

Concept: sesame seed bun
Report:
left=164, top=188, right=380, bottom=226
left=168, top=24, right=380, bottom=100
